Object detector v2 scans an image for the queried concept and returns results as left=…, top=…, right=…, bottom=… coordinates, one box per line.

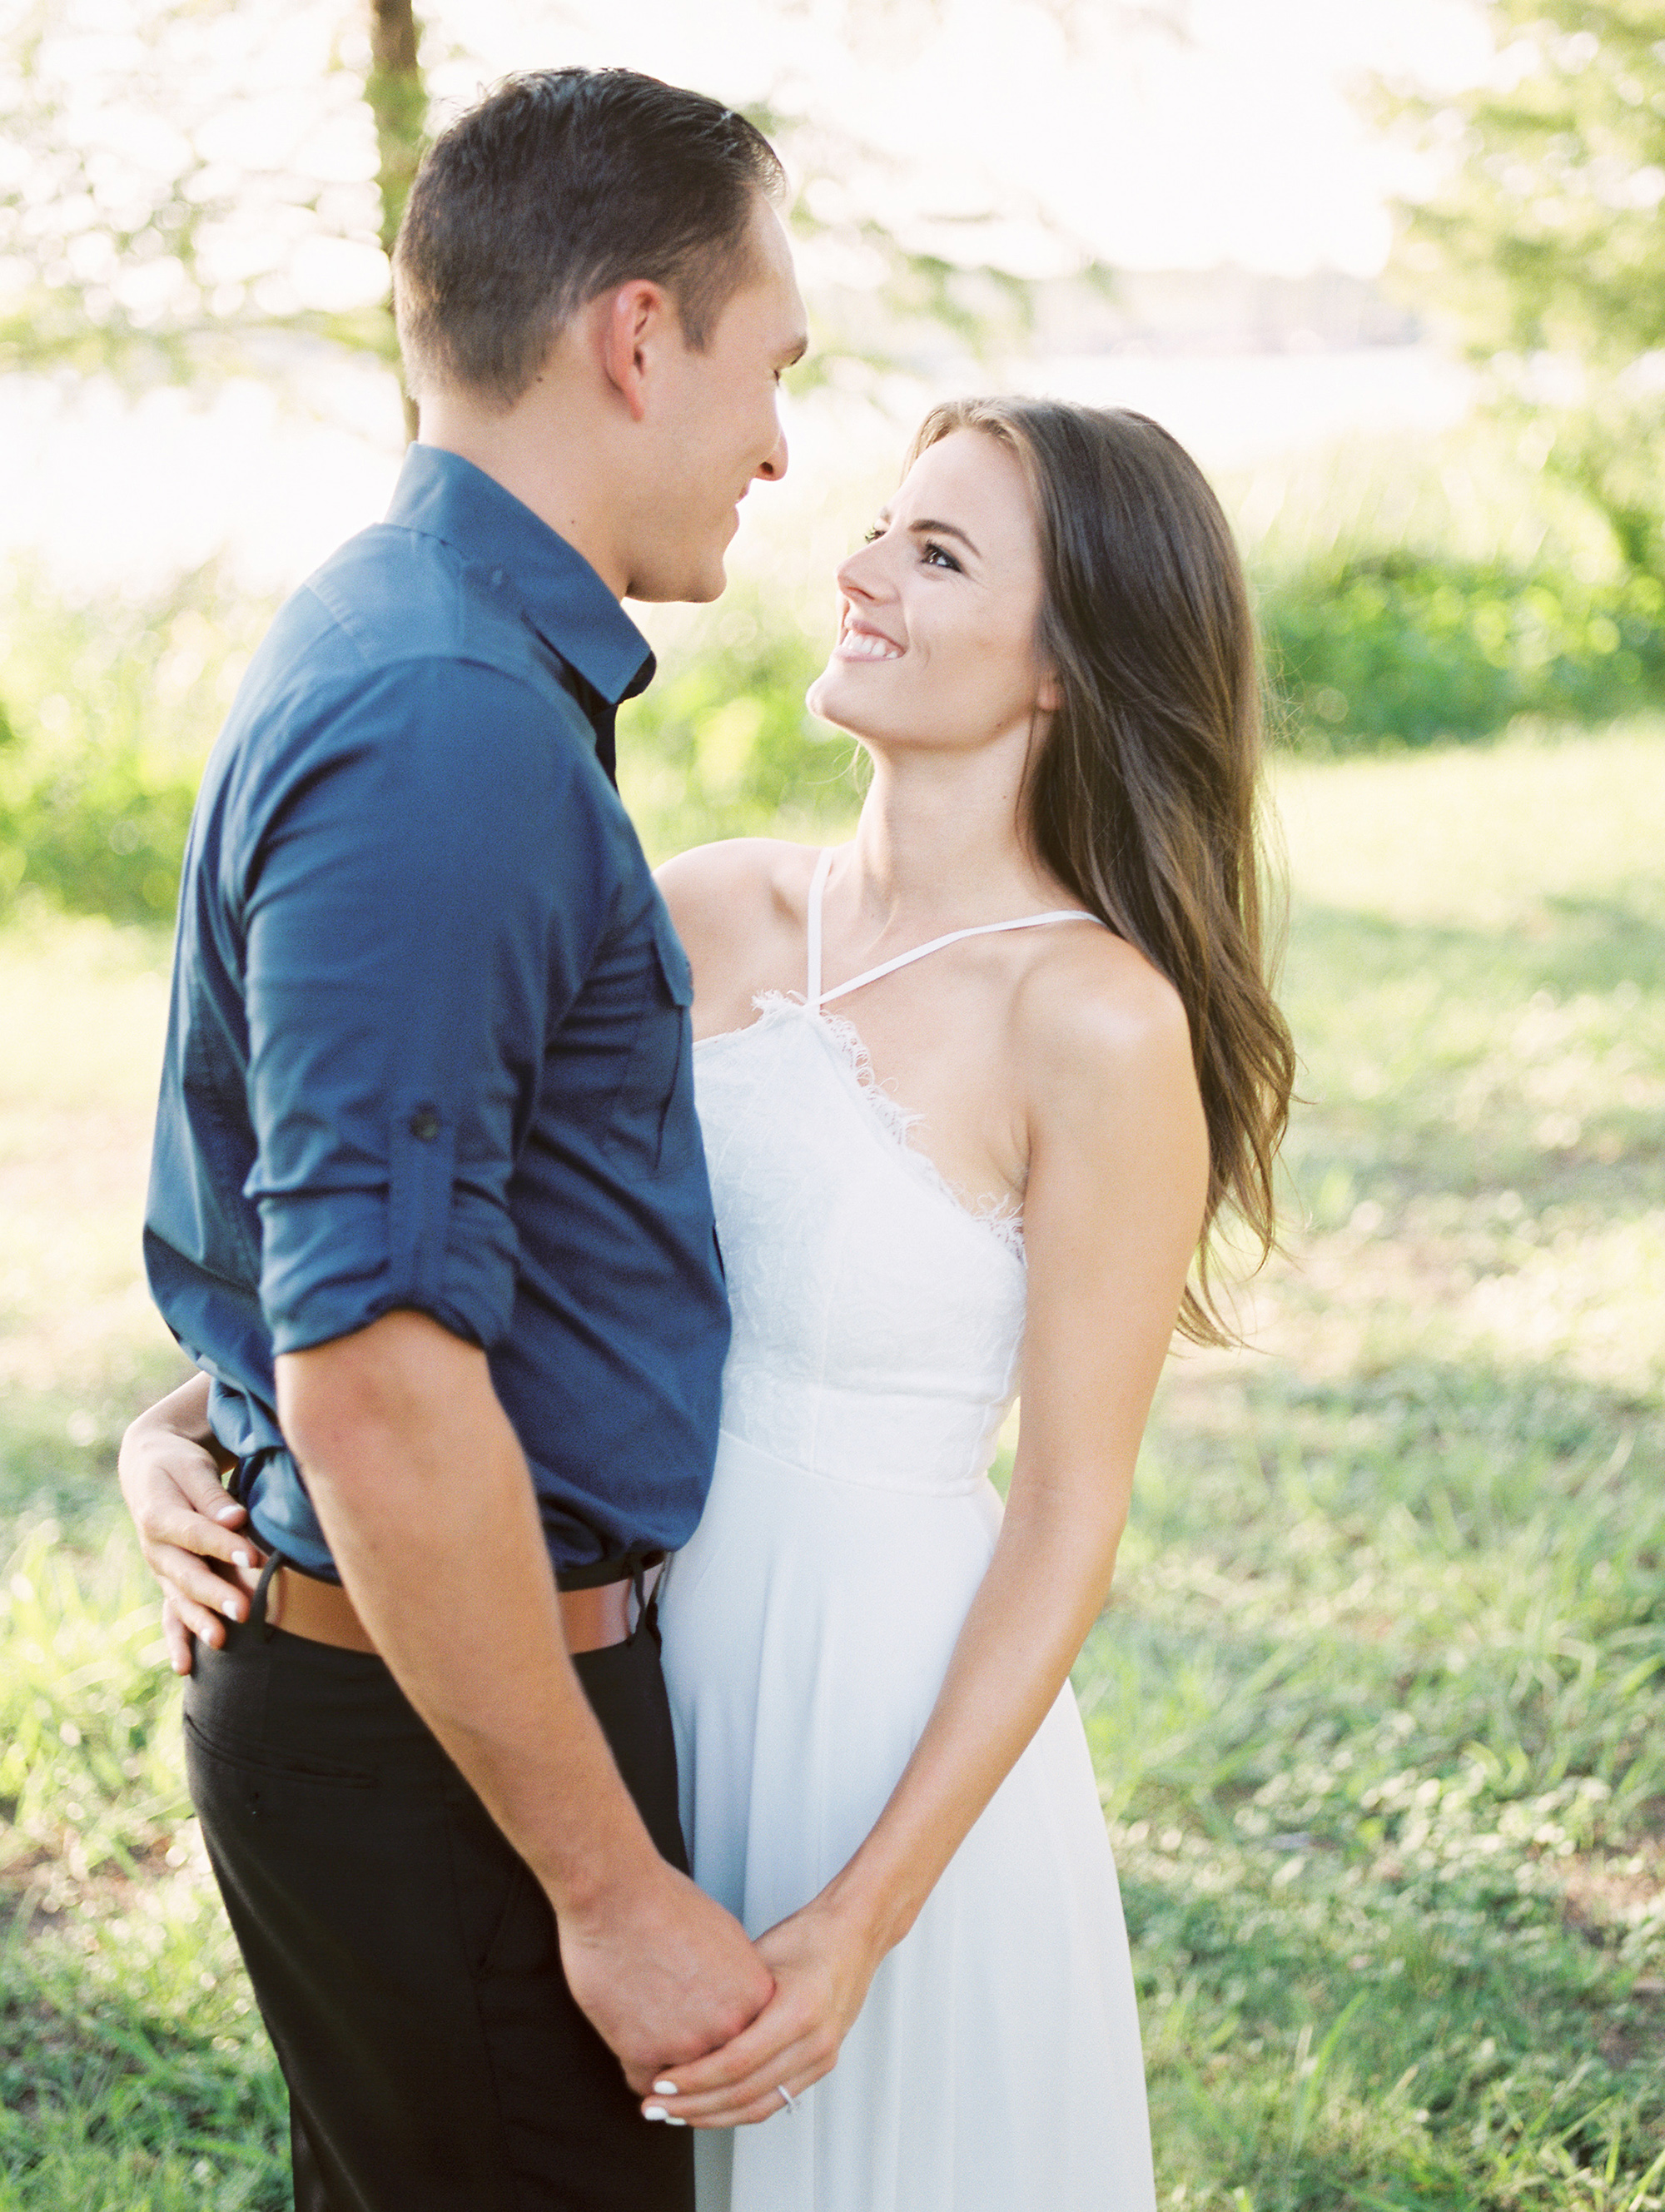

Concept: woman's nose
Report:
left=835, top=539, right=888, bottom=602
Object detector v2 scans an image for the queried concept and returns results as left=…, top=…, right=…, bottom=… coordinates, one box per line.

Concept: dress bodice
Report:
left=690, top=851, right=1104, bottom=1498
left=693, top=999, right=1028, bottom=1495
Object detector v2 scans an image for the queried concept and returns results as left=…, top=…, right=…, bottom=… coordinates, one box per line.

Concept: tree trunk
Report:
left=367, top=0, right=427, bottom=442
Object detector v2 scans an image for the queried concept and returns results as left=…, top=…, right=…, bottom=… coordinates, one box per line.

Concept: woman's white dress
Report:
left=659, top=852, right=1157, bottom=2212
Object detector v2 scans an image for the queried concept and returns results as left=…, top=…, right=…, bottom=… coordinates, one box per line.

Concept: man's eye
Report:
left=922, top=540, right=962, bottom=571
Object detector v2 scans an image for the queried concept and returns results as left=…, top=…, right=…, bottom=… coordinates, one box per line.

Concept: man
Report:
left=122, top=66, right=809, bottom=2211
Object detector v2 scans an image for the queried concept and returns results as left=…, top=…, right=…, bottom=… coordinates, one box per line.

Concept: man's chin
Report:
left=628, top=554, right=728, bottom=608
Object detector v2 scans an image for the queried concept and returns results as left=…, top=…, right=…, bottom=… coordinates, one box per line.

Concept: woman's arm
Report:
left=117, top=1372, right=264, bottom=1674
left=644, top=947, right=1210, bottom=2127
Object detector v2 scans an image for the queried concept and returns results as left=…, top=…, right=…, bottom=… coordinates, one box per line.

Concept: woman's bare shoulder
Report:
left=1011, top=919, right=1196, bottom=1109
left=655, top=838, right=820, bottom=940
left=656, top=835, right=808, bottom=907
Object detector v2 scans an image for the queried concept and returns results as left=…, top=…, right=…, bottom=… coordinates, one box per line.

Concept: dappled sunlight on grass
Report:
left=2, top=1848, right=286, bottom=2210
left=1071, top=724, right=1665, bottom=2208
left=1273, top=719, right=1665, bottom=932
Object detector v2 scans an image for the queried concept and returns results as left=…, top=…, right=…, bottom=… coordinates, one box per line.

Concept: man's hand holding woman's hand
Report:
left=637, top=1890, right=882, bottom=2129
left=559, top=1852, right=778, bottom=2100
left=117, top=1379, right=262, bottom=1675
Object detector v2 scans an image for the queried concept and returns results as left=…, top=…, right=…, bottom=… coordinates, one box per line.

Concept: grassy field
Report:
left=2, top=723, right=1662, bottom=2210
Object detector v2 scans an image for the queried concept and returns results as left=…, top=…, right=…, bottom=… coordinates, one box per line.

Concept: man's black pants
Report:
left=183, top=1600, right=695, bottom=2212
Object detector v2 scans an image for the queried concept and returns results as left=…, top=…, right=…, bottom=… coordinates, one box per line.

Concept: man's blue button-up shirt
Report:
left=144, top=445, right=731, bottom=1581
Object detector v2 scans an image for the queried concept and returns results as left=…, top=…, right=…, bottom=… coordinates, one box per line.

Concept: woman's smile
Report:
left=834, top=615, right=905, bottom=662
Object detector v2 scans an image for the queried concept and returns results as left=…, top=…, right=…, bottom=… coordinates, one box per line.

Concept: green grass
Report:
left=2, top=724, right=1663, bottom=2208
left=0, top=906, right=275, bottom=2206
left=1073, top=719, right=1665, bottom=2209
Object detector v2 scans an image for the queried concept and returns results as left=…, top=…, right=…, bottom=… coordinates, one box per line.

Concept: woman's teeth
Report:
left=841, top=629, right=902, bottom=660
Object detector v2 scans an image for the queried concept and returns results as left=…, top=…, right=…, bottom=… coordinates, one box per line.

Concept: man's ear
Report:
left=599, top=279, right=675, bottom=424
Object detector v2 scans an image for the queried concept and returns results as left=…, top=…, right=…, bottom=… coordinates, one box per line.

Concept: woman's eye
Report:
left=922, top=539, right=962, bottom=572
left=862, top=524, right=884, bottom=544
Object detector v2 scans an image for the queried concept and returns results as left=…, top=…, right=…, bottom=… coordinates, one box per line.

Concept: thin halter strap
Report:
left=806, top=846, right=833, bottom=1006
left=805, top=848, right=1102, bottom=1012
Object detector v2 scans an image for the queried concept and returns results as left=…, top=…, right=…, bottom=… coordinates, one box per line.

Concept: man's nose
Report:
left=756, top=425, right=788, bottom=482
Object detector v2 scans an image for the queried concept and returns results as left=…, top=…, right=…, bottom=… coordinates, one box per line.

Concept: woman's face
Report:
left=807, top=428, right=1057, bottom=754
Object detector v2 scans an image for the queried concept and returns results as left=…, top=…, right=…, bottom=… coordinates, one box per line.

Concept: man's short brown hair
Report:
left=394, top=68, right=785, bottom=408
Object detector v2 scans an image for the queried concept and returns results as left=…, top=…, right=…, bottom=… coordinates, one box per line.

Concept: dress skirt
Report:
left=659, top=1427, right=1158, bottom=2212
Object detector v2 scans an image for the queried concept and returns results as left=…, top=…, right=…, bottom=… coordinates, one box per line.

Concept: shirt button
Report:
left=409, top=1106, right=441, bottom=1141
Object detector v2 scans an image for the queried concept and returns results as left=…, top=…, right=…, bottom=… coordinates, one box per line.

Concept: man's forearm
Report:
left=277, top=1313, right=659, bottom=1914
left=274, top=1310, right=774, bottom=2085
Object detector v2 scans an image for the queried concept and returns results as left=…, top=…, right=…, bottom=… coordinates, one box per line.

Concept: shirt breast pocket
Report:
left=602, top=907, right=697, bottom=1171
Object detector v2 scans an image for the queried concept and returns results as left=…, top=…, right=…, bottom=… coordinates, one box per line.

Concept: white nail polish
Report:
left=221, top=1598, right=241, bottom=1620
left=664, top=2115, right=688, bottom=2127
left=652, top=2080, right=679, bottom=2096
left=644, top=2105, right=667, bottom=2122
left=232, top=1551, right=251, bottom=1570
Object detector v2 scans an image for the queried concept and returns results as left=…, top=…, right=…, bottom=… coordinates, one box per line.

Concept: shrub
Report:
left=1261, top=552, right=1665, bottom=750
left=10, top=550, right=1665, bottom=927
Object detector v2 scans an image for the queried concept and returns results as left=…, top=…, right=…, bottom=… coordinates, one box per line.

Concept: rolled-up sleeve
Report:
left=238, top=659, right=609, bottom=1356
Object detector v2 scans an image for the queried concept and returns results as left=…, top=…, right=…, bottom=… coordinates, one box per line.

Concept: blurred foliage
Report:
left=0, top=1523, right=187, bottom=1869
left=0, top=0, right=1137, bottom=408
left=366, top=0, right=425, bottom=437
left=758, top=107, right=1115, bottom=395
left=618, top=593, right=861, bottom=859
left=1386, top=0, right=1665, bottom=582
left=0, top=569, right=267, bottom=922
left=1262, top=551, right=1665, bottom=751
left=0, top=0, right=399, bottom=385
left=12, top=532, right=1665, bottom=924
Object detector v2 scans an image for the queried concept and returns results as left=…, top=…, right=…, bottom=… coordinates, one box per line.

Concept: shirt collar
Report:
left=385, top=443, right=655, bottom=708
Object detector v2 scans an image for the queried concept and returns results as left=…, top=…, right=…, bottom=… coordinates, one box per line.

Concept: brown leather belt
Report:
left=243, top=1563, right=642, bottom=1657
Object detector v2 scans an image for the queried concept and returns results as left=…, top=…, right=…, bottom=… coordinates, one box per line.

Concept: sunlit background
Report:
left=2, top=2, right=1663, bottom=2205
left=4, top=0, right=1489, bottom=597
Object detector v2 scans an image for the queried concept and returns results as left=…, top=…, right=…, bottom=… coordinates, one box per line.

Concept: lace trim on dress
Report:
left=749, top=991, right=1027, bottom=1263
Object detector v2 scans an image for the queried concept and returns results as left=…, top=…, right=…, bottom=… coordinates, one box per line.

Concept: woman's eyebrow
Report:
left=906, top=516, right=982, bottom=559
left=872, top=508, right=982, bottom=560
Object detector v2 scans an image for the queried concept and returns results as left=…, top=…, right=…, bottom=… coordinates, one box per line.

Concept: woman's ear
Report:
left=1037, top=668, right=1061, bottom=715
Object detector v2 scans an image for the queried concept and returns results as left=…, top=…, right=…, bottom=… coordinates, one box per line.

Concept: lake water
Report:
left=0, top=345, right=1474, bottom=599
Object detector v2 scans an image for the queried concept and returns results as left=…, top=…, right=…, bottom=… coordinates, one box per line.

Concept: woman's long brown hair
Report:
left=909, top=397, right=1295, bottom=1346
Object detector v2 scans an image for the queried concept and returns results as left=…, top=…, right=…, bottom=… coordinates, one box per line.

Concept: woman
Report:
left=123, top=398, right=1292, bottom=2208
left=625, top=398, right=1292, bottom=2206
